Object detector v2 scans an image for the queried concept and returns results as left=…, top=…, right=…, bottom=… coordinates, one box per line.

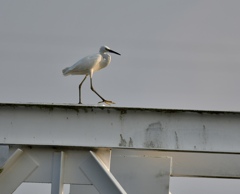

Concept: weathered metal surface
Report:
left=1, top=103, right=240, bottom=153
left=0, top=148, right=39, bottom=193
left=5, top=147, right=172, bottom=193
left=110, top=155, right=171, bottom=194
left=79, top=151, right=127, bottom=194
left=2, top=103, right=240, bottom=193
left=111, top=149, right=240, bottom=179
left=2, top=146, right=240, bottom=194
left=5, top=146, right=240, bottom=180
left=51, top=151, right=65, bottom=194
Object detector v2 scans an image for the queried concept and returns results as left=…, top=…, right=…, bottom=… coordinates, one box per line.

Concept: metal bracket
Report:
left=0, top=148, right=39, bottom=194
left=79, top=150, right=127, bottom=194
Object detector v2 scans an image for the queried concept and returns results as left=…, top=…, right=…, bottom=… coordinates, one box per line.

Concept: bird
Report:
left=62, top=46, right=121, bottom=105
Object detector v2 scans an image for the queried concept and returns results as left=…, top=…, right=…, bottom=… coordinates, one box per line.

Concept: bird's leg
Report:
left=90, top=77, right=115, bottom=105
left=78, top=75, right=88, bottom=104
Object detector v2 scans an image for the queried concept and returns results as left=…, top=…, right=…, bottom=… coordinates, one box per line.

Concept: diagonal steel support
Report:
left=0, top=148, right=39, bottom=194
left=51, top=151, right=65, bottom=194
left=79, top=150, right=127, bottom=194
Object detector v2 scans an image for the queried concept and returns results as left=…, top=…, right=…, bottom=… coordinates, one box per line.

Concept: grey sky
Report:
left=1, top=0, right=240, bottom=193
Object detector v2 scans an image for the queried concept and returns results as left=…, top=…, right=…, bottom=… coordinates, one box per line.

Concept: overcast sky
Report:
left=1, top=0, right=240, bottom=193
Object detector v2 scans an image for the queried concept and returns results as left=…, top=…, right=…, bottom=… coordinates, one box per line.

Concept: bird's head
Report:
left=100, top=46, right=121, bottom=55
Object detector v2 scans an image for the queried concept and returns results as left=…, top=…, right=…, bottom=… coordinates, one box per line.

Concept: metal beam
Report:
left=1, top=103, right=240, bottom=153
left=51, top=151, right=65, bottom=194
left=0, top=148, right=39, bottom=193
left=79, top=151, right=127, bottom=194
left=7, top=146, right=240, bottom=181
left=1, top=146, right=240, bottom=194
left=2, top=103, right=240, bottom=193
left=69, top=149, right=111, bottom=194
left=111, top=149, right=240, bottom=179
left=111, top=155, right=172, bottom=194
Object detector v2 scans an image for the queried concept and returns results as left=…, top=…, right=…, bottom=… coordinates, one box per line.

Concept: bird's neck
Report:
left=101, top=53, right=111, bottom=67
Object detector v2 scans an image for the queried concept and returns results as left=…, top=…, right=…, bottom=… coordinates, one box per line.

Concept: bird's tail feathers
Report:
left=62, top=67, right=71, bottom=76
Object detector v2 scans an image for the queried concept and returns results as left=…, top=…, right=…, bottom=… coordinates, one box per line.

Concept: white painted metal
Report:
left=79, top=151, right=127, bottom=194
left=51, top=151, right=65, bottom=194
left=1, top=103, right=240, bottom=153
left=70, top=185, right=99, bottom=194
left=112, top=149, right=240, bottom=178
left=0, top=148, right=39, bottom=193
left=6, top=147, right=126, bottom=193
left=111, top=155, right=172, bottom=194
left=10, top=147, right=100, bottom=184
left=1, top=103, right=240, bottom=193
left=6, top=147, right=240, bottom=182
left=0, top=148, right=23, bottom=172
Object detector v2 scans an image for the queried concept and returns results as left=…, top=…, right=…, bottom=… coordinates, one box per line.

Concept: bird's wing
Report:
left=67, top=54, right=102, bottom=75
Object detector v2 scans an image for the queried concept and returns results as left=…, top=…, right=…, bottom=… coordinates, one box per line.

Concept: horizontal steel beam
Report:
left=5, top=146, right=240, bottom=180
left=1, top=103, right=240, bottom=153
left=111, top=149, right=240, bottom=179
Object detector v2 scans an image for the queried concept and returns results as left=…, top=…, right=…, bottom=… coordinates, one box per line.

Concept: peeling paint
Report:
left=119, top=134, right=127, bottom=146
left=128, top=137, right=133, bottom=147
left=120, top=109, right=127, bottom=115
left=119, top=109, right=127, bottom=121
left=119, top=135, right=133, bottom=147
left=144, top=122, right=163, bottom=148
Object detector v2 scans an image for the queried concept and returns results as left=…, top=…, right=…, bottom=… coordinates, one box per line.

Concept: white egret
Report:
left=62, top=46, right=121, bottom=104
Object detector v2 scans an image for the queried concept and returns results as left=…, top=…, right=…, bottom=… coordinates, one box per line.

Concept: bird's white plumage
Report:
left=63, top=54, right=103, bottom=76
left=62, top=46, right=118, bottom=77
left=62, top=46, right=120, bottom=104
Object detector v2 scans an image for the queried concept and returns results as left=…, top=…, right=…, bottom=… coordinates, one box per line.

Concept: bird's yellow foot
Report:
left=98, top=100, right=115, bottom=105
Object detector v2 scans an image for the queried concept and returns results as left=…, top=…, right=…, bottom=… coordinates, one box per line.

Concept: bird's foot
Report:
left=98, top=100, right=115, bottom=105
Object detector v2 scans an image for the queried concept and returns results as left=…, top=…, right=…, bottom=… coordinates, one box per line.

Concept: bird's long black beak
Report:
left=108, top=49, right=121, bottom=56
